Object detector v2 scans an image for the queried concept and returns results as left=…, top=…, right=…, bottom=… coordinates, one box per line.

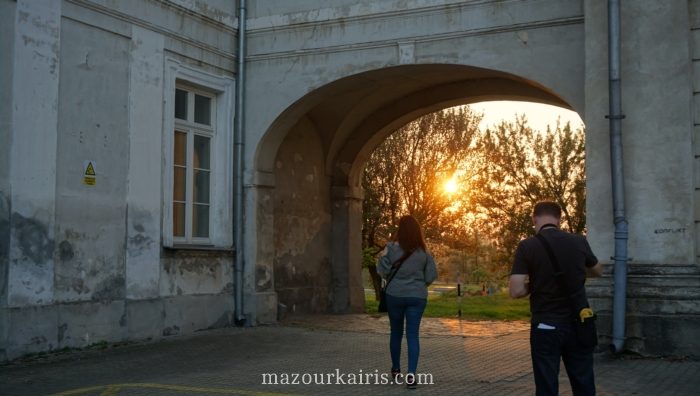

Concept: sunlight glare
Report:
left=444, top=178, right=459, bottom=194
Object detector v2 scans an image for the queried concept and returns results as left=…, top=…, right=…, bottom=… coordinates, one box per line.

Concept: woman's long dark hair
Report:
left=396, top=215, right=427, bottom=252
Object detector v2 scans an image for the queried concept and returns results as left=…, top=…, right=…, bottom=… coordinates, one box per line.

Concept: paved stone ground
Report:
left=1, top=314, right=698, bottom=395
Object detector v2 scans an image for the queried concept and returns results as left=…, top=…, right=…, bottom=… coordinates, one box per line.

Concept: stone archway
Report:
left=254, top=64, right=581, bottom=318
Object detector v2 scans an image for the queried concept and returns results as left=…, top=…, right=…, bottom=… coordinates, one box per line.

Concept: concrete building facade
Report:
left=1, top=0, right=699, bottom=360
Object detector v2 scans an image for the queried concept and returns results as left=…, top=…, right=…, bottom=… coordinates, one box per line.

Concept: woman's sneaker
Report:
left=390, top=368, right=400, bottom=382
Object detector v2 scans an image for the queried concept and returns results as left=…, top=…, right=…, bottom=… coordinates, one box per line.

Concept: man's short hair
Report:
left=533, top=201, right=562, bottom=219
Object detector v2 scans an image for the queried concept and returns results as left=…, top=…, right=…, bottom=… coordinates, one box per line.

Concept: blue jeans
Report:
left=386, top=294, right=427, bottom=374
left=530, top=321, right=596, bottom=395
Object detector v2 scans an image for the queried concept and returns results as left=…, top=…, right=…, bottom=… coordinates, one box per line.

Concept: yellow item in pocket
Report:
left=579, top=308, right=595, bottom=323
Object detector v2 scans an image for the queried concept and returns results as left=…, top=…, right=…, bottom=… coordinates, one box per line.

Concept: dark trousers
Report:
left=386, top=294, right=427, bottom=374
left=530, top=321, right=596, bottom=396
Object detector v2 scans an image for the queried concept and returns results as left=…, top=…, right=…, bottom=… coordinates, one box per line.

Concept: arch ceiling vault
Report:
left=257, top=64, right=573, bottom=188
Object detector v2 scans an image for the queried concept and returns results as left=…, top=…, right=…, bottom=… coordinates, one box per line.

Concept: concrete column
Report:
left=0, top=0, right=17, bottom=362
left=330, top=186, right=365, bottom=313
left=8, top=0, right=62, bottom=307
left=123, top=27, right=165, bottom=340
left=125, top=27, right=164, bottom=300
left=244, top=171, right=278, bottom=324
left=584, top=0, right=699, bottom=356
left=585, top=0, right=695, bottom=264
left=1, top=0, right=61, bottom=359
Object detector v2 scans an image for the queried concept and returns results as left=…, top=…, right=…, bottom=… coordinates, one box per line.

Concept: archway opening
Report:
left=257, top=64, right=583, bottom=316
left=360, top=100, right=585, bottom=321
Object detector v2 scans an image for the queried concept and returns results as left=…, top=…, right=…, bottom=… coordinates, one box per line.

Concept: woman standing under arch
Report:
left=377, top=215, right=438, bottom=389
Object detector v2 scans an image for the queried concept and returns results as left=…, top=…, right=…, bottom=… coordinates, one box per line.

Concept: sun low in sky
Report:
left=444, top=176, right=459, bottom=194
left=472, top=101, right=584, bottom=132
left=439, top=101, right=583, bottom=197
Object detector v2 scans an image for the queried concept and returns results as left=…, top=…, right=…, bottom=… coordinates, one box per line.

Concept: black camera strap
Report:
left=384, top=249, right=414, bottom=289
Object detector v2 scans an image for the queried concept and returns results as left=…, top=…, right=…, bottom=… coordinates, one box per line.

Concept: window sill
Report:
left=165, top=244, right=235, bottom=253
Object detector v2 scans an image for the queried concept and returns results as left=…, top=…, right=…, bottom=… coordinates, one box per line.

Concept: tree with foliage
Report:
left=361, top=107, right=587, bottom=294
left=362, top=107, right=483, bottom=298
left=471, top=116, right=586, bottom=260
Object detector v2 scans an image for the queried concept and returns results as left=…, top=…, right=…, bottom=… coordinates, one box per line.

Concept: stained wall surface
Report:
left=1, top=0, right=237, bottom=360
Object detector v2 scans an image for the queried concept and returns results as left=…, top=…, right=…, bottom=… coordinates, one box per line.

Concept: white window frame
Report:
left=173, top=84, right=215, bottom=244
left=162, top=58, right=234, bottom=248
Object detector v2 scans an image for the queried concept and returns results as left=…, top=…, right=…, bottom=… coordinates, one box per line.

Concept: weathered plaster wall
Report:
left=159, top=250, right=234, bottom=336
left=246, top=166, right=278, bottom=324
left=55, top=18, right=130, bottom=304
left=5, top=0, right=62, bottom=358
left=168, top=0, right=237, bottom=25
left=0, top=0, right=17, bottom=362
left=248, top=0, right=391, bottom=18
left=126, top=26, right=164, bottom=301
left=584, top=0, right=700, bottom=356
left=51, top=17, right=130, bottom=348
left=691, top=0, right=700, bottom=264
left=7, top=0, right=61, bottom=308
left=585, top=0, right=695, bottom=265
left=1, top=0, right=239, bottom=361
left=273, top=118, right=333, bottom=313
left=330, top=186, right=365, bottom=313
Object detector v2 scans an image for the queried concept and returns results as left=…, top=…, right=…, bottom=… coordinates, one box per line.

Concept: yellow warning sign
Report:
left=85, top=162, right=96, bottom=176
left=83, top=160, right=96, bottom=186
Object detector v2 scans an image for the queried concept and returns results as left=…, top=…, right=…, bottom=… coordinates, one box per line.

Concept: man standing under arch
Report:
left=509, top=201, right=603, bottom=395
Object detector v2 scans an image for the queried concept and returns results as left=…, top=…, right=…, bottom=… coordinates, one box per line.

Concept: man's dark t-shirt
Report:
left=511, top=227, right=598, bottom=324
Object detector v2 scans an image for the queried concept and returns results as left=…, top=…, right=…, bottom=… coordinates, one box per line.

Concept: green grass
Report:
left=366, top=291, right=531, bottom=321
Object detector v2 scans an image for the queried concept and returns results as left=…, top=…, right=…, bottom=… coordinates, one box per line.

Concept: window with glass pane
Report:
left=193, top=135, right=210, bottom=238
left=194, top=94, right=211, bottom=125
left=173, top=85, right=215, bottom=243
left=173, top=132, right=187, bottom=237
left=175, top=89, right=188, bottom=120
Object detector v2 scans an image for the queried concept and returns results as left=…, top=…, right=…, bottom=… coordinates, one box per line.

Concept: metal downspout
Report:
left=607, top=0, right=628, bottom=353
left=234, top=0, right=247, bottom=326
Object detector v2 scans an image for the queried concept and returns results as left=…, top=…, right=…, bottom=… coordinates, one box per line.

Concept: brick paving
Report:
left=1, top=314, right=698, bottom=395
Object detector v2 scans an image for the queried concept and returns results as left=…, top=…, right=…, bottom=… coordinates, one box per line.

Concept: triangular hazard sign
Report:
left=85, top=162, right=96, bottom=176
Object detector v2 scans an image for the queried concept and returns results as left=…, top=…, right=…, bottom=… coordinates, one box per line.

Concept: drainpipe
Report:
left=607, top=0, right=628, bottom=353
left=233, top=0, right=247, bottom=326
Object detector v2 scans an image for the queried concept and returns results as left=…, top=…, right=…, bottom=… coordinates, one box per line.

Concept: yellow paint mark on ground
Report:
left=99, top=385, right=121, bottom=396
left=52, top=383, right=295, bottom=396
